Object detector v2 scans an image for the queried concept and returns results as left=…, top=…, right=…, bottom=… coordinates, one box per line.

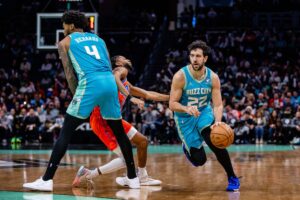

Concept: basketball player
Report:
left=23, top=10, right=139, bottom=191
left=72, top=55, right=169, bottom=187
left=169, top=40, right=240, bottom=191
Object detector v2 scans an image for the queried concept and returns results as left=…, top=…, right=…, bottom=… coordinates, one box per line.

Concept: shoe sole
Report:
left=140, top=181, right=162, bottom=186
left=23, top=186, right=53, bottom=192
left=116, top=180, right=140, bottom=189
left=226, top=188, right=239, bottom=192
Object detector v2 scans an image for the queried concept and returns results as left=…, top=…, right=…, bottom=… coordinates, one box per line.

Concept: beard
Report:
left=191, top=63, right=204, bottom=71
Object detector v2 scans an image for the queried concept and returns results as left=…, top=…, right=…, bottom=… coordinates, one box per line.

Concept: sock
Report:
left=87, top=157, right=126, bottom=179
left=138, top=167, right=148, bottom=177
left=87, top=168, right=100, bottom=179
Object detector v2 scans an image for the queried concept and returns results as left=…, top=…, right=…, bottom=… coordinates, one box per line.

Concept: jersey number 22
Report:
left=187, top=96, right=208, bottom=108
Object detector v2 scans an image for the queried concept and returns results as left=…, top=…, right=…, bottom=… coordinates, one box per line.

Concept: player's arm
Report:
left=129, top=83, right=169, bottom=102
left=58, top=37, right=77, bottom=95
left=169, top=71, right=199, bottom=117
left=113, top=67, right=130, bottom=96
left=113, top=67, right=144, bottom=108
left=211, top=72, right=224, bottom=127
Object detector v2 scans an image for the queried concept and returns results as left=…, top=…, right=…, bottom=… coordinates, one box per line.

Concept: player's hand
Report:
left=130, top=97, right=145, bottom=110
left=210, top=121, right=225, bottom=129
left=186, top=106, right=200, bottom=117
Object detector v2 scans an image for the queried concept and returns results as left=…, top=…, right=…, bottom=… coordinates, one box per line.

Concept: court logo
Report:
left=0, top=159, right=74, bottom=169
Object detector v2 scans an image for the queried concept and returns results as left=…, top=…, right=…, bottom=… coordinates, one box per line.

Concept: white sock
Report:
left=138, top=167, right=148, bottom=177
left=87, top=157, right=126, bottom=179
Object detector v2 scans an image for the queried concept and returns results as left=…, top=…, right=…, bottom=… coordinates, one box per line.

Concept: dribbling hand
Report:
left=210, top=121, right=225, bottom=129
left=186, top=106, right=200, bottom=117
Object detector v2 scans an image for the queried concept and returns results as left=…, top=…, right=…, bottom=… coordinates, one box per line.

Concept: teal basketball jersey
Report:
left=175, top=66, right=213, bottom=117
left=68, top=32, right=112, bottom=81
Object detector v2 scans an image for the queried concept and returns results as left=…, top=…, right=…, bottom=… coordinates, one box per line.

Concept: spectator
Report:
left=254, top=111, right=267, bottom=144
left=23, top=108, right=40, bottom=143
left=291, top=111, right=300, bottom=145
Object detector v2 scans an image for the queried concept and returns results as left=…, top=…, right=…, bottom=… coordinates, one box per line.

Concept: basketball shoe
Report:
left=116, top=176, right=140, bottom=189
left=23, top=177, right=53, bottom=191
left=72, top=166, right=94, bottom=188
left=226, top=176, right=240, bottom=191
left=138, top=174, right=162, bottom=186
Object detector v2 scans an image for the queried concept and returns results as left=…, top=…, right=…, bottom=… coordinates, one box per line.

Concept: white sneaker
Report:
left=139, top=175, right=162, bottom=186
left=116, top=176, right=140, bottom=189
left=23, top=177, right=53, bottom=191
left=72, top=166, right=93, bottom=188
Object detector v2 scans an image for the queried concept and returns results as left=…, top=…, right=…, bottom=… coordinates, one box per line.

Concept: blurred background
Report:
left=0, top=0, right=299, bottom=148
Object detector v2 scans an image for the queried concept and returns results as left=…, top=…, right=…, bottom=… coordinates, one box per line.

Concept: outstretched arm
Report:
left=129, top=83, right=169, bottom=102
left=113, top=67, right=130, bottom=96
left=58, top=37, right=77, bottom=95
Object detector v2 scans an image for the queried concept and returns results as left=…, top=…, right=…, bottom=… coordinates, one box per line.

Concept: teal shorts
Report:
left=67, top=71, right=121, bottom=120
left=175, top=107, right=214, bottom=152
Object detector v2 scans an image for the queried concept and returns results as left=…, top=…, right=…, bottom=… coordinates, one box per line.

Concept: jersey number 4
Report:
left=187, top=96, right=208, bottom=108
left=84, top=45, right=100, bottom=59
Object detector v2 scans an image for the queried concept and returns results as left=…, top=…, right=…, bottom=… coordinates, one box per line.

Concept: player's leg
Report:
left=23, top=83, right=96, bottom=191
left=73, top=157, right=125, bottom=188
left=74, top=117, right=160, bottom=187
left=110, top=120, right=161, bottom=186
left=72, top=110, right=126, bottom=187
left=201, top=125, right=240, bottom=191
left=175, top=115, right=207, bottom=166
left=131, top=133, right=147, bottom=167
left=23, top=113, right=85, bottom=191
left=99, top=73, right=139, bottom=189
left=123, top=121, right=161, bottom=186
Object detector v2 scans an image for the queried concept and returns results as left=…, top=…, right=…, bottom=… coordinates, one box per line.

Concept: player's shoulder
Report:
left=206, top=67, right=220, bottom=87
left=172, top=68, right=186, bottom=89
left=206, top=67, right=219, bottom=80
left=173, top=68, right=185, bottom=81
left=58, top=36, right=70, bottom=47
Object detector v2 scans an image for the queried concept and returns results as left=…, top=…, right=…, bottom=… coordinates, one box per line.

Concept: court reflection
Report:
left=115, top=186, right=162, bottom=200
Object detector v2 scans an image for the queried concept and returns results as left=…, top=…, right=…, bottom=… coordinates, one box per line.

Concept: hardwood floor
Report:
left=0, top=145, right=299, bottom=200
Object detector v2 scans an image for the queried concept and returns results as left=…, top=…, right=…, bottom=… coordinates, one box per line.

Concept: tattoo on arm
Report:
left=58, top=42, right=77, bottom=95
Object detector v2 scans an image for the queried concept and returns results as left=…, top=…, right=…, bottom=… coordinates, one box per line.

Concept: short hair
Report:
left=188, top=40, right=211, bottom=56
left=111, top=55, right=133, bottom=71
left=61, top=10, right=87, bottom=29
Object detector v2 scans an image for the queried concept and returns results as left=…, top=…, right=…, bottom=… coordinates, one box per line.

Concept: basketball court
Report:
left=1, top=1, right=300, bottom=200
left=0, top=144, right=299, bottom=200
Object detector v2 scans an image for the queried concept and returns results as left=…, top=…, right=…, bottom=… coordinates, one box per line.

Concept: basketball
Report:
left=210, top=123, right=234, bottom=149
